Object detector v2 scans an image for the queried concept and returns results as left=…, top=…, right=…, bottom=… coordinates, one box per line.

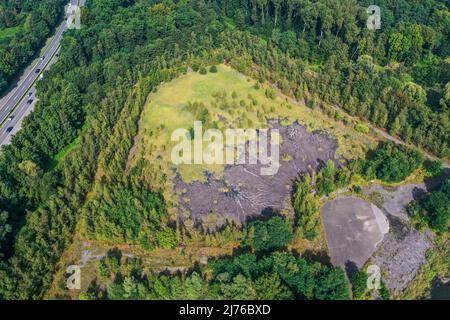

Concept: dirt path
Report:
left=329, top=103, right=449, bottom=168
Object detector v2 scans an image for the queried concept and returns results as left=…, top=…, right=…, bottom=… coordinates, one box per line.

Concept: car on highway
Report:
left=6, top=127, right=13, bottom=133
left=27, top=99, right=33, bottom=104
left=35, top=68, right=41, bottom=74
left=7, top=116, right=14, bottom=121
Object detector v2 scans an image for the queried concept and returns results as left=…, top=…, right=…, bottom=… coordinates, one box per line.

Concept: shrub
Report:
left=379, top=282, right=391, bottom=300
left=354, top=123, right=370, bottom=134
left=424, top=160, right=443, bottom=177
left=408, top=179, right=450, bottom=233
left=265, top=88, right=276, bottom=100
left=364, top=142, right=424, bottom=183
left=247, top=216, right=293, bottom=253
left=351, top=271, right=368, bottom=299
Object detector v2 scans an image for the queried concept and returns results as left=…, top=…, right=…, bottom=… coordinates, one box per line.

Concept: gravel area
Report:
left=364, top=183, right=436, bottom=293
left=372, top=227, right=434, bottom=292
left=364, top=183, right=427, bottom=221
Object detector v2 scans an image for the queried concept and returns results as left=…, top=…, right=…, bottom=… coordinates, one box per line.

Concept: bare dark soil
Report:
left=174, top=121, right=338, bottom=228
left=361, top=183, right=436, bottom=292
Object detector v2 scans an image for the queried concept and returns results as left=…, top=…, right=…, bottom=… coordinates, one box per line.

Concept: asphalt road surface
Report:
left=0, top=0, right=83, bottom=148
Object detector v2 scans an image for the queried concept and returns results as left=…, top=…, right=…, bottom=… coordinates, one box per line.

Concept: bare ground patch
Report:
left=175, top=121, right=338, bottom=228
left=321, top=196, right=389, bottom=270
left=371, top=226, right=434, bottom=293
left=363, top=183, right=436, bottom=293
left=364, top=183, right=427, bottom=221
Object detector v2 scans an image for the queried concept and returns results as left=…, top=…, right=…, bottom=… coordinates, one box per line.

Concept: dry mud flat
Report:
left=175, top=122, right=338, bottom=227
left=321, top=196, right=389, bottom=270
left=322, top=184, right=436, bottom=294
left=364, top=183, right=435, bottom=292
left=372, top=227, right=434, bottom=292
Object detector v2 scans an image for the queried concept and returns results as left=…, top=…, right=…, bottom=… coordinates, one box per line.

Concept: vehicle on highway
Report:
left=35, top=68, right=41, bottom=74
left=28, top=92, right=33, bottom=97
left=27, top=99, right=33, bottom=104
left=6, top=127, right=13, bottom=133
left=7, top=116, right=14, bottom=121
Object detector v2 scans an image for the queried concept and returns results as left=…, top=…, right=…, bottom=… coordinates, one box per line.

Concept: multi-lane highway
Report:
left=0, top=0, right=84, bottom=147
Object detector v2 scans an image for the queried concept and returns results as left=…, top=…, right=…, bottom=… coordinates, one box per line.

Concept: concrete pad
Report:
left=321, top=196, right=389, bottom=269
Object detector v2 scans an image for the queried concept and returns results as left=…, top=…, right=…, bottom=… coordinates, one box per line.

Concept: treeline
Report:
left=0, top=0, right=223, bottom=299
left=0, top=0, right=65, bottom=91
left=83, top=68, right=179, bottom=251
left=293, top=159, right=352, bottom=240
left=211, top=0, right=449, bottom=157
left=215, top=0, right=449, bottom=69
left=82, top=216, right=350, bottom=300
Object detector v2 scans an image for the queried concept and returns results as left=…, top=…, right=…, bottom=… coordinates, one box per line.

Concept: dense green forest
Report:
left=0, top=0, right=448, bottom=300
left=0, top=0, right=66, bottom=91
left=362, top=141, right=424, bottom=182
left=215, top=0, right=449, bottom=157
left=408, top=178, right=450, bottom=233
left=81, top=216, right=350, bottom=300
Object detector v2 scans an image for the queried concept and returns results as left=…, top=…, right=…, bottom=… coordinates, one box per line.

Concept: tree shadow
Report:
left=412, top=186, right=427, bottom=200
left=301, top=250, right=332, bottom=267
left=244, top=206, right=283, bottom=225
left=344, top=260, right=359, bottom=278
left=107, top=247, right=122, bottom=261
left=424, top=168, right=450, bottom=191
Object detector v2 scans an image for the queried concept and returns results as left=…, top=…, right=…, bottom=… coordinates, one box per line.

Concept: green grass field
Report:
left=0, top=25, right=23, bottom=44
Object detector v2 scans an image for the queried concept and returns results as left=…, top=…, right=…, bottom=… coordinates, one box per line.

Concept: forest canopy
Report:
left=0, top=0, right=448, bottom=300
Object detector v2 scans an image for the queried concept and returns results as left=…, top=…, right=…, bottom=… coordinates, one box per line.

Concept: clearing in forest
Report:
left=129, top=65, right=375, bottom=226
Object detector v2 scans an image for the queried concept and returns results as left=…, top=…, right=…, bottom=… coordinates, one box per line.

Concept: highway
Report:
left=0, top=0, right=84, bottom=147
